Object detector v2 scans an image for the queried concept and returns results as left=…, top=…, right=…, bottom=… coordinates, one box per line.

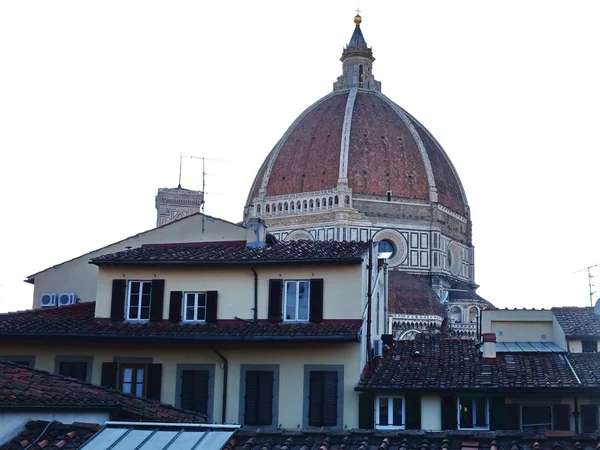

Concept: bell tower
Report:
left=333, top=13, right=381, bottom=92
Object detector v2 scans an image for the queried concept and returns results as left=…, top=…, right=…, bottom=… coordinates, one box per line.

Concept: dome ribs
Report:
left=348, top=92, right=429, bottom=199
left=265, top=93, right=347, bottom=196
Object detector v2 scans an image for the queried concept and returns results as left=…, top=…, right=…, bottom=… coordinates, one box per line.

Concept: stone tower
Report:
left=155, top=185, right=204, bottom=227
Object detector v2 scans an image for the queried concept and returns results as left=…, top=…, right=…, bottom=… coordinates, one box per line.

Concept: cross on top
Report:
left=355, top=7, right=361, bottom=15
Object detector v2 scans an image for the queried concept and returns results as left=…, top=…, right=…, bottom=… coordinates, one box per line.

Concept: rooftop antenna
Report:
left=574, top=263, right=600, bottom=306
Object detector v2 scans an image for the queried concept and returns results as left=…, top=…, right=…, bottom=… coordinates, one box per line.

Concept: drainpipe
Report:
left=573, top=396, right=580, bottom=433
left=383, top=262, right=388, bottom=334
left=366, top=241, right=373, bottom=363
left=250, top=268, right=258, bottom=322
left=210, top=346, right=228, bottom=424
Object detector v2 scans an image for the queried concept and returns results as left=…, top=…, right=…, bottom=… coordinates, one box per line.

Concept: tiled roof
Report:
left=357, top=334, right=589, bottom=391
left=91, top=240, right=369, bottom=266
left=566, top=353, right=600, bottom=388
left=387, top=272, right=447, bottom=317
left=0, top=303, right=362, bottom=342
left=552, top=307, right=600, bottom=338
left=0, top=360, right=205, bottom=422
left=224, top=430, right=600, bottom=450
left=0, top=420, right=100, bottom=450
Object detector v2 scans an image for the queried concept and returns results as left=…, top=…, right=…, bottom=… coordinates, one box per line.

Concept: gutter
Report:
left=90, top=258, right=364, bottom=267
left=209, top=346, right=228, bottom=424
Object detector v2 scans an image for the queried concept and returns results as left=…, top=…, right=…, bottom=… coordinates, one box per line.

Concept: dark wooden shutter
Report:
left=206, top=291, right=218, bottom=323
left=308, top=371, right=338, bottom=427
left=358, top=393, right=374, bottom=429
left=101, top=362, right=118, bottom=389
left=489, top=396, right=505, bottom=430
left=268, top=279, right=283, bottom=322
left=244, top=370, right=274, bottom=426
left=146, top=363, right=162, bottom=401
left=149, top=279, right=165, bottom=322
left=59, top=361, right=87, bottom=381
left=553, top=404, right=571, bottom=431
left=180, top=370, right=209, bottom=415
left=405, top=394, right=421, bottom=430
left=169, top=291, right=183, bottom=323
left=504, top=404, right=521, bottom=430
left=110, top=280, right=127, bottom=321
left=309, top=279, right=324, bottom=323
left=581, top=405, right=598, bottom=433
left=441, top=395, right=457, bottom=430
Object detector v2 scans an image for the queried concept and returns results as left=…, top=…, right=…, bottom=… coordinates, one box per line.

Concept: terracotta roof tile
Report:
left=0, top=360, right=204, bottom=422
left=0, top=421, right=100, bottom=450
left=91, top=240, right=369, bottom=266
left=0, top=303, right=362, bottom=342
left=552, top=307, right=600, bottom=338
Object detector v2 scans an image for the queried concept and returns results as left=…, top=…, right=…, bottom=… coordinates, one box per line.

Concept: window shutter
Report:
left=309, top=279, right=324, bottom=323
left=181, top=370, right=209, bottom=415
left=244, top=370, right=274, bottom=426
left=489, top=396, right=505, bottom=430
left=59, top=361, right=87, bottom=382
left=581, top=405, right=598, bottom=433
left=146, top=363, right=162, bottom=401
left=110, top=280, right=126, bottom=321
left=150, top=279, right=165, bottom=322
left=504, top=404, right=521, bottom=430
left=206, top=291, right=218, bottom=323
left=101, top=362, right=118, bottom=389
left=553, top=404, right=571, bottom=431
left=268, top=279, right=283, bottom=322
left=322, top=371, right=338, bottom=426
left=169, top=291, right=183, bottom=323
left=358, top=393, right=374, bottom=429
left=441, top=395, right=457, bottom=430
left=308, top=371, right=324, bottom=426
left=405, top=395, right=421, bottom=430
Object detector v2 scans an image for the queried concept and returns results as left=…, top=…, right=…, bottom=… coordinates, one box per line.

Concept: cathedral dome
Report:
left=246, top=89, right=468, bottom=216
left=245, top=15, right=469, bottom=221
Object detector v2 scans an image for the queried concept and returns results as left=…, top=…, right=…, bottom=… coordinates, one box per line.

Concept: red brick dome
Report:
left=246, top=89, right=469, bottom=216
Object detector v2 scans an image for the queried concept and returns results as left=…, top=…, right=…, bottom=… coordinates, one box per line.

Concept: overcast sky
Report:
left=1, top=1, right=599, bottom=313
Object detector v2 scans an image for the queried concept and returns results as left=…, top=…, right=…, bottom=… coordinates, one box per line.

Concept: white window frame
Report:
left=283, top=280, right=310, bottom=323
left=375, top=395, right=405, bottom=430
left=521, top=405, right=552, bottom=432
left=457, top=396, right=489, bottom=430
left=183, top=291, right=207, bottom=322
left=126, top=280, right=152, bottom=321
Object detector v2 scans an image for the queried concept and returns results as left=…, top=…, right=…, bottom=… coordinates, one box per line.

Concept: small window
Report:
left=450, top=306, right=462, bottom=323
left=184, top=292, right=207, bottom=322
left=58, top=361, right=88, bottom=381
left=244, top=370, right=274, bottom=426
left=375, top=396, right=404, bottom=429
left=458, top=396, right=488, bottom=429
left=308, top=370, right=338, bottom=427
left=378, top=239, right=396, bottom=258
left=256, top=204, right=261, bottom=214
left=582, top=340, right=598, bottom=353
left=180, top=370, right=210, bottom=415
left=127, top=281, right=152, bottom=320
left=522, top=405, right=552, bottom=432
left=120, top=363, right=146, bottom=397
left=284, top=280, right=310, bottom=322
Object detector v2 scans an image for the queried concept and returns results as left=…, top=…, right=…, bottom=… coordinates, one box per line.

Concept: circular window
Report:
left=378, top=239, right=396, bottom=258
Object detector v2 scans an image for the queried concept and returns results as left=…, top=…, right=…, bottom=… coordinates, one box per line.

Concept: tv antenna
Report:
left=574, top=263, right=600, bottom=306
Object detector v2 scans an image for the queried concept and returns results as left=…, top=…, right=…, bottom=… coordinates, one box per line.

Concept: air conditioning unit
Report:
left=57, top=293, right=77, bottom=306
left=373, top=339, right=383, bottom=357
left=40, top=293, right=57, bottom=307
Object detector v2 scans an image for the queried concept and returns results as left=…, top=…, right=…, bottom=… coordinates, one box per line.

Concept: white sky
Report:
left=1, top=1, right=599, bottom=313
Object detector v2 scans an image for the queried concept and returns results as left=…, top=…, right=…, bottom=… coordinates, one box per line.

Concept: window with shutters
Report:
left=375, top=396, right=404, bottom=429
left=58, top=361, right=88, bottom=381
left=183, top=292, right=207, bottom=322
left=284, top=280, right=310, bottom=322
left=458, top=396, right=489, bottom=430
left=239, top=365, right=278, bottom=427
left=127, top=281, right=152, bottom=320
left=0, top=356, right=35, bottom=367
left=581, top=404, right=599, bottom=432
left=305, top=366, right=343, bottom=428
left=176, top=364, right=215, bottom=421
left=521, top=405, right=552, bottom=432
left=120, top=363, right=147, bottom=397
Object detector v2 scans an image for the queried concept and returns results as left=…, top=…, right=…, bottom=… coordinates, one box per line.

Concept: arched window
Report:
left=303, top=200, right=308, bottom=210
left=345, top=195, right=350, bottom=205
left=450, top=306, right=462, bottom=323
left=265, top=204, right=270, bottom=214
left=290, top=202, right=295, bottom=211
left=272, top=203, right=276, bottom=213
left=378, top=239, right=396, bottom=258
left=359, top=64, right=364, bottom=87
left=322, top=198, right=327, bottom=209
left=297, top=201, right=302, bottom=211
left=278, top=203, right=282, bottom=212
left=309, top=199, right=314, bottom=210
left=334, top=196, right=339, bottom=206
left=284, top=202, right=288, bottom=212
left=256, top=204, right=261, bottom=214
left=469, top=307, right=478, bottom=323
left=328, top=197, right=333, bottom=207
left=316, top=199, right=320, bottom=208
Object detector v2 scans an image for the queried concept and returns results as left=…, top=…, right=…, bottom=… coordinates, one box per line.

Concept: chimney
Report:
left=482, top=332, right=496, bottom=364
left=246, top=218, right=268, bottom=248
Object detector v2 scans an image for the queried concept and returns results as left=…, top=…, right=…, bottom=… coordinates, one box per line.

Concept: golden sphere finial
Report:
left=354, top=7, right=362, bottom=25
